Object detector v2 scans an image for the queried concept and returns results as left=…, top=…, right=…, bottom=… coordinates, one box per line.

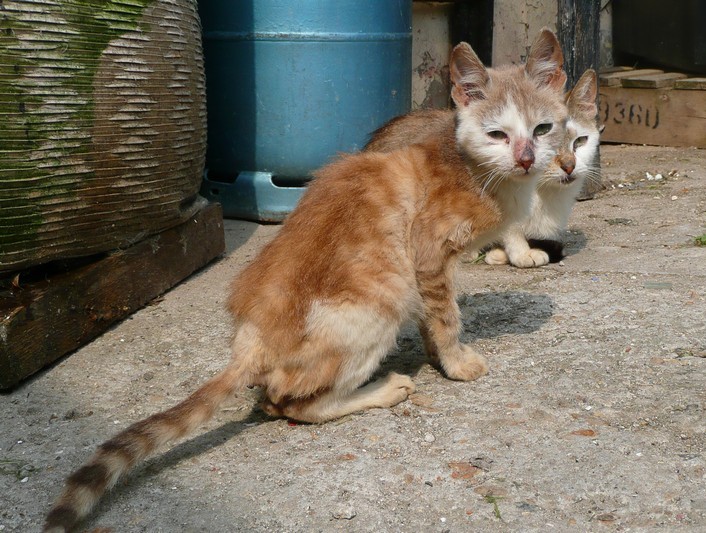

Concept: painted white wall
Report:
left=411, top=2, right=453, bottom=109
left=492, top=0, right=557, bottom=67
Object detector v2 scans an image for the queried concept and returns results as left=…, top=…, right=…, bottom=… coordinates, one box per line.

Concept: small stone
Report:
left=332, top=504, right=357, bottom=520
left=409, top=393, right=435, bottom=408
left=470, top=456, right=494, bottom=471
left=671, top=195, right=678, bottom=201
left=655, top=173, right=663, bottom=180
left=424, top=433, right=435, bottom=443
left=517, top=501, right=540, bottom=512
left=570, top=429, right=597, bottom=437
left=449, top=462, right=482, bottom=479
left=20, top=477, right=28, bottom=483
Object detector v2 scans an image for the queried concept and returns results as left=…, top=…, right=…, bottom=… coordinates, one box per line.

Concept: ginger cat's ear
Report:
left=567, top=69, right=598, bottom=117
left=525, top=28, right=566, bottom=92
left=450, top=42, right=490, bottom=107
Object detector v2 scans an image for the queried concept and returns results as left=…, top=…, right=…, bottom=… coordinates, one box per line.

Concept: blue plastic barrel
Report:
left=199, top=0, right=412, bottom=221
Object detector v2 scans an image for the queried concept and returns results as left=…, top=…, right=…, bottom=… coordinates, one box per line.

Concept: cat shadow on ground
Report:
left=563, top=228, right=588, bottom=257
left=380, top=290, right=555, bottom=378
left=88, top=410, right=267, bottom=527
left=86, top=291, right=553, bottom=527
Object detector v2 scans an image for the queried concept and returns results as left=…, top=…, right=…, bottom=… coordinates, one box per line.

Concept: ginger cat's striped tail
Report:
left=44, top=365, right=249, bottom=533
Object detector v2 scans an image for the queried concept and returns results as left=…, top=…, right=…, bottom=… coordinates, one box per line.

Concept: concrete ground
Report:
left=1, top=145, right=705, bottom=532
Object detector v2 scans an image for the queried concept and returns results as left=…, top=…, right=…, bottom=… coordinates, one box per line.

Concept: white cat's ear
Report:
left=525, top=28, right=566, bottom=91
left=567, top=69, right=598, bottom=117
left=450, top=42, right=490, bottom=107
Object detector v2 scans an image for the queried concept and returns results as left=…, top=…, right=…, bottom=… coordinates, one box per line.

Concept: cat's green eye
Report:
left=487, top=130, right=508, bottom=141
left=573, top=136, right=588, bottom=150
left=533, top=123, right=553, bottom=136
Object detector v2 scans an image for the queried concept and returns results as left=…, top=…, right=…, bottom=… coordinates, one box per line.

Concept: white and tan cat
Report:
left=367, top=69, right=600, bottom=267
left=44, top=31, right=567, bottom=532
left=485, top=69, right=601, bottom=265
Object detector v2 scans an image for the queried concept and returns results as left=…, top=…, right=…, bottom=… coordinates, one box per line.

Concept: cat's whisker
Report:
left=480, top=168, right=506, bottom=195
left=537, top=176, right=559, bottom=189
left=582, top=169, right=603, bottom=185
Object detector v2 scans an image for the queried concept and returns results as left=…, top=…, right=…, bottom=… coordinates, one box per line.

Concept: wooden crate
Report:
left=599, top=68, right=706, bottom=148
left=0, top=202, right=225, bottom=390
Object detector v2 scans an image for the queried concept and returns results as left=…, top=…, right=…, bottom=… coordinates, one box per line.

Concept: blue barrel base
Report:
left=200, top=170, right=307, bottom=223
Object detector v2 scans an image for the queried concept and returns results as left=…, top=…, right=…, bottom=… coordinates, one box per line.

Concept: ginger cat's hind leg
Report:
left=265, top=373, right=415, bottom=423
left=260, top=303, right=416, bottom=424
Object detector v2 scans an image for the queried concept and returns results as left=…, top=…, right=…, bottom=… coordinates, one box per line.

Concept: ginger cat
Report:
left=44, top=30, right=567, bottom=532
left=367, top=70, right=600, bottom=267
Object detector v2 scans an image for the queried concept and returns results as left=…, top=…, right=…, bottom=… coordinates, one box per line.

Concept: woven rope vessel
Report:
left=0, top=0, right=207, bottom=273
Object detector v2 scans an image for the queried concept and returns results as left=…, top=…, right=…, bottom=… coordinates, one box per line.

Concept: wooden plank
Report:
left=599, top=66, right=634, bottom=75
left=599, top=86, right=706, bottom=148
left=621, top=72, right=688, bottom=89
left=599, top=69, right=663, bottom=87
left=557, top=0, right=600, bottom=89
left=0, top=202, right=225, bottom=390
left=675, top=78, right=706, bottom=90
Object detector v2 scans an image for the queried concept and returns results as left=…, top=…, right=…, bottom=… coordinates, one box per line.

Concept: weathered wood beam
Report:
left=0, top=202, right=224, bottom=390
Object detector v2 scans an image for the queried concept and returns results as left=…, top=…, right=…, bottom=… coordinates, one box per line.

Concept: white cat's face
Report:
left=568, top=119, right=600, bottom=181
left=541, top=118, right=600, bottom=186
left=540, top=67, right=601, bottom=189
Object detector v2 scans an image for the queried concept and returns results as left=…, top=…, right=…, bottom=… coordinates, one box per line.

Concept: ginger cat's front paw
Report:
left=440, top=344, right=489, bottom=381
left=510, top=248, right=549, bottom=268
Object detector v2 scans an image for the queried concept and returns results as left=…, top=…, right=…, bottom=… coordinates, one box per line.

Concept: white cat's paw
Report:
left=484, top=248, right=509, bottom=265
left=510, top=248, right=549, bottom=268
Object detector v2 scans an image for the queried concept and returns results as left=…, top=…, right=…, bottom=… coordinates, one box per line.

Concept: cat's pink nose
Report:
left=514, top=142, right=535, bottom=172
left=517, top=153, right=534, bottom=171
left=561, top=162, right=574, bottom=175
